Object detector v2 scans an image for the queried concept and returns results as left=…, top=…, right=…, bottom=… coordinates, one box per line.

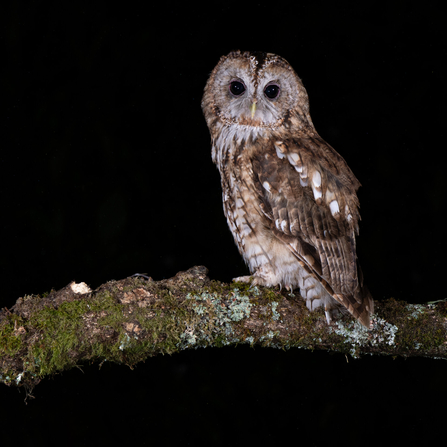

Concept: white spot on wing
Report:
left=311, top=171, right=323, bottom=200
left=263, top=181, right=271, bottom=192
left=344, top=205, right=353, bottom=222
left=312, top=171, right=322, bottom=188
left=312, top=185, right=322, bottom=201
left=281, top=220, right=288, bottom=232
left=275, top=145, right=286, bottom=159
left=287, top=153, right=300, bottom=165
left=329, top=200, right=340, bottom=216
left=275, top=219, right=281, bottom=230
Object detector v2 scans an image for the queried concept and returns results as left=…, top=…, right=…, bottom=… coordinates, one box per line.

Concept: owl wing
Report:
left=251, top=133, right=372, bottom=323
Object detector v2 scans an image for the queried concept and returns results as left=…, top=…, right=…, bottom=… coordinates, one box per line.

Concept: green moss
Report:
left=229, top=281, right=253, bottom=294
left=10, top=287, right=178, bottom=381
left=28, top=299, right=90, bottom=376
left=0, top=314, right=25, bottom=356
left=376, top=298, right=445, bottom=354
left=397, top=312, right=444, bottom=353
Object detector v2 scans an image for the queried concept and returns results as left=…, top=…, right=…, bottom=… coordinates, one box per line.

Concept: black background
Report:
left=2, top=1, right=447, bottom=445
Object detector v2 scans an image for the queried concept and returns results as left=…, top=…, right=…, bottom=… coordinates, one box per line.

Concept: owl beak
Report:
left=250, top=102, right=257, bottom=119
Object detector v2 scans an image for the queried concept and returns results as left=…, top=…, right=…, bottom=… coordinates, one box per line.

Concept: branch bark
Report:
left=1, top=265, right=447, bottom=390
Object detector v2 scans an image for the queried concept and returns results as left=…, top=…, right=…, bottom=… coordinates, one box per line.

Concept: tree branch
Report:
left=1, top=265, right=447, bottom=390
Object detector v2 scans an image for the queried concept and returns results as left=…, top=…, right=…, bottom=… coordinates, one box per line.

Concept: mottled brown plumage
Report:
left=202, top=51, right=373, bottom=327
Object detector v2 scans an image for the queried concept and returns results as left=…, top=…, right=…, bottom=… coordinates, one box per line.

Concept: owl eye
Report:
left=264, top=84, right=280, bottom=99
left=229, top=80, right=246, bottom=97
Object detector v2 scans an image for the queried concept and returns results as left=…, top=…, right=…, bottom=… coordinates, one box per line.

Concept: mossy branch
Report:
left=1, top=265, right=447, bottom=391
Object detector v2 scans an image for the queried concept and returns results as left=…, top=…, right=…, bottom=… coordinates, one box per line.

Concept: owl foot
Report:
left=233, top=271, right=278, bottom=287
left=232, top=275, right=253, bottom=284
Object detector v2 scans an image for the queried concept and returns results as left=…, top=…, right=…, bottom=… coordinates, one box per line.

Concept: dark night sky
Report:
left=2, top=2, right=447, bottom=445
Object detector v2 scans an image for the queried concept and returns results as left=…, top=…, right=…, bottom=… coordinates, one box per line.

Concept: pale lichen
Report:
left=191, top=303, right=207, bottom=316
left=331, top=315, right=399, bottom=358
left=270, top=302, right=280, bottom=321
left=178, top=288, right=254, bottom=349
left=331, top=320, right=370, bottom=357
left=249, top=285, right=260, bottom=296
left=227, top=289, right=253, bottom=321
left=260, top=331, right=277, bottom=340
left=15, top=372, right=24, bottom=384
left=369, top=316, right=399, bottom=346
left=179, top=326, right=198, bottom=346
left=406, top=304, right=425, bottom=319
left=119, top=333, right=132, bottom=351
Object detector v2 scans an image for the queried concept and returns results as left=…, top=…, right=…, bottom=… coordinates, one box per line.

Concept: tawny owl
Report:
left=201, top=51, right=373, bottom=328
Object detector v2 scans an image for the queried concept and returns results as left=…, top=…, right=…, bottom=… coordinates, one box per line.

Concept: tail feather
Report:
left=333, top=285, right=374, bottom=328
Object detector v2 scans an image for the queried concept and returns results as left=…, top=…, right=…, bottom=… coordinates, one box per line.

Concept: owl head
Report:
left=202, top=50, right=313, bottom=130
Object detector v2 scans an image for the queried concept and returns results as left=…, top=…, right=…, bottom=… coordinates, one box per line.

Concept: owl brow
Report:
left=247, top=52, right=269, bottom=85
left=248, top=53, right=285, bottom=87
left=249, top=51, right=268, bottom=68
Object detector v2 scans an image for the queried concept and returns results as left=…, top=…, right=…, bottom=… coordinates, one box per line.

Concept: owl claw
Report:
left=324, top=309, right=333, bottom=325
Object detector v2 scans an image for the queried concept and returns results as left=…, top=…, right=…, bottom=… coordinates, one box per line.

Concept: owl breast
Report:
left=214, top=124, right=326, bottom=294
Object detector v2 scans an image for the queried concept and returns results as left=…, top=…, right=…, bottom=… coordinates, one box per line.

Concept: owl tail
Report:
left=344, top=286, right=374, bottom=328
left=299, top=264, right=374, bottom=328
left=357, top=286, right=374, bottom=328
